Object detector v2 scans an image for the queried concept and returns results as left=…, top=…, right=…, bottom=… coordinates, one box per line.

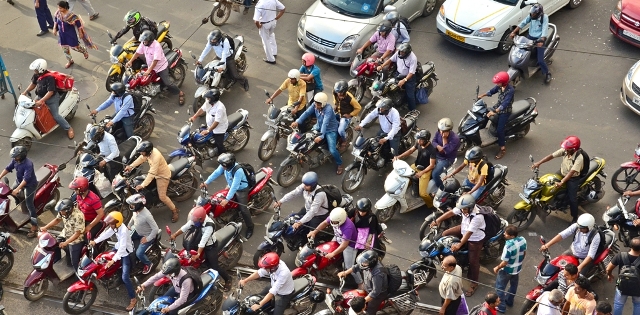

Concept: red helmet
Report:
left=302, top=53, right=315, bottom=66
left=492, top=71, right=510, bottom=86
left=69, top=177, right=89, bottom=193
left=257, top=252, right=280, bottom=270
left=561, top=136, right=581, bottom=151
left=188, top=206, right=207, bottom=223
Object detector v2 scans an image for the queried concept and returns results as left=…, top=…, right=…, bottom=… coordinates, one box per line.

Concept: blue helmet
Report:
left=301, top=172, right=318, bottom=188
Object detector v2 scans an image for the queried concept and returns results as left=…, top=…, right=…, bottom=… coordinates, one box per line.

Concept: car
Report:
left=297, top=0, right=437, bottom=66
left=436, top=0, right=583, bottom=54
left=620, top=60, right=640, bottom=115
left=610, top=0, right=640, bottom=48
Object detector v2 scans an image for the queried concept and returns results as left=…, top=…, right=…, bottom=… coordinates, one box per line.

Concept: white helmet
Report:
left=29, top=58, right=48, bottom=74
left=438, top=117, right=453, bottom=131
left=329, top=207, right=347, bottom=227
left=314, top=92, right=328, bottom=104
left=576, top=213, right=595, bottom=229
left=288, top=69, right=300, bottom=80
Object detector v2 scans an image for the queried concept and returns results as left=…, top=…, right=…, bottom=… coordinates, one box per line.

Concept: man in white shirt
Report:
left=253, top=0, right=285, bottom=64
left=87, top=125, right=120, bottom=181
left=197, top=29, right=249, bottom=92
left=536, top=289, right=564, bottom=315
left=189, top=88, right=228, bottom=155
left=240, top=253, right=295, bottom=315
left=355, top=97, right=401, bottom=160
left=378, top=43, right=419, bottom=111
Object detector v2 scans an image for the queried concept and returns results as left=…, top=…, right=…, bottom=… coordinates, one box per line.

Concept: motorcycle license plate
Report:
left=519, top=193, right=530, bottom=204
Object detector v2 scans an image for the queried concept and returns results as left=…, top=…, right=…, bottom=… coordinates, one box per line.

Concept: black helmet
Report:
left=301, top=171, right=318, bottom=188
left=356, top=198, right=372, bottom=213
left=397, top=43, right=412, bottom=59
left=161, top=257, right=181, bottom=276
left=140, top=30, right=154, bottom=46
left=89, top=125, right=105, bottom=144
left=415, top=129, right=431, bottom=141
left=110, top=82, right=126, bottom=97
left=377, top=21, right=392, bottom=34
left=464, top=146, right=483, bottom=163
left=376, top=98, right=393, bottom=113
left=136, top=141, right=154, bottom=155
left=309, top=289, right=326, bottom=303
left=384, top=11, right=399, bottom=25
left=10, top=146, right=27, bottom=161
left=217, top=152, right=236, bottom=169
left=207, top=29, right=223, bottom=46
left=530, top=3, right=543, bottom=19
left=333, top=80, right=348, bottom=94
left=55, top=198, right=74, bottom=219
left=442, top=177, right=461, bottom=193
left=356, top=250, right=378, bottom=270
left=204, top=88, right=221, bottom=103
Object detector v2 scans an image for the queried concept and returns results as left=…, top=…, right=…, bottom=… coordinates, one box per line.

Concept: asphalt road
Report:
left=0, top=0, right=638, bottom=314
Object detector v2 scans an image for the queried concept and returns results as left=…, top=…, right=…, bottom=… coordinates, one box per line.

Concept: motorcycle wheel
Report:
left=480, top=238, right=505, bottom=264
left=12, top=137, right=33, bottom=151
left=414, top=265, right=436, bottom=288
left=171, top=63, right=187, bottom=88
left=341, top=163, right=365, bottom=193
left=483, top=184, right=506, bottom=209
left=507, top=209, right=537, bottom=232
left=348, top=80, right=366, bottom=104
left=457, top=138, right=470, bottom=156
left=225, top=126, right=251, bottom=153
left=253, top=243, right=285, bottom=268
left=148, top=282, right=172, bottom=303
left=358, top=106, right=375, bottom=128
left=170, top=171, right=198, bottom=202
left=134, top=113, right=155, bottom=140
left=62, top=280, right=98, bottom=315
left=258, top=137, right=278, bottom=161
left=520, top=299, right=536, bottom=315
left=220, top=241, right=243, bottom=270
left=200, top=289, right=224, bottom=315
left=0, top=252, right=13, bottom=279
left=611, top=167, right=640, bottom=194
left=160, top=38, right=173, bottom=51
left=23, top=278, right=48, bottom=301
left=276, top=163, right=301, bottom=188
left=247, top=184, right=274, bottom=216
left=375, top=203, right=400, bottom=223
left=210, top=3, right=231, bottom=26
left=192, top=97, right=205, bottom=116
left=105, top=73, right=122, bottom=92
left=64, top=104, right=77, bottom=121
left=580, top=177, right=603, bottom=205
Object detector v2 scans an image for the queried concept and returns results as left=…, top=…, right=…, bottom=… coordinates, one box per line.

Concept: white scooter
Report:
left=10, top=91, right=79, bottom=151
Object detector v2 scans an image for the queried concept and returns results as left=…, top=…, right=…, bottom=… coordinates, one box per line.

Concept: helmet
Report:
left=189, top=206, right=207, bottom=224
left=161, top=257, right=181, bottom=276
left=69, top=176, right=89, bottom=193
left=376, top=98, right=393, bottom=112
left=89, top=125, right=105, bottom=144
left=126, top=194, right=146, bottom=212
left=29, top=58, right=48, bottom=74
left=204, top=88, right=221, bottom=103
left=384, top=11, right=399, bottom=24
left=124, top=10, right=142, bottom=26
left=464, top=146, right=483, bottom=163
left=334, top=80, right=348, bottom=94
left=492, top=71, right=510, bottom=86
left=55, top=198, right=74, bottom=218
left=397, top=43, right=412, bottom=59
left=257, top=252, right=280, bottom=270
left=329, top=207, right=348, bottom=226
left=356, top=198, right=372, bottom=213
left=9, top=146, right=27, bottom=161
left=530, top=3, right=544, bottom=19
left=442, top=177, right=461, bottom=193
left=313, top=92, right=328, bottom=104
left=415, top=129, right=431, bottom=141
left=207, top=29, right=223, bottom=46
left=309, top=289, right=326, bottom=303
left=288, top=69, right=300, bottom=80
left=140, top=30, right=154, bottom=46
left=217, top=152, right=236, bottom=169
left=136, top=141, right=154, bottom=155
left=356, top=250, right=378, bottom=270
left=456, top=194, right=476, bottom=211
left=110, top=82, right=126, bottom=97
left=301, top=171, right=318, bottom=188
left=377, top=21, right=393, bottom=34
left=561, top=136, right=581, bottom=151
left=437, top=118, right=453, bottom=131
left=577, top=213, right=595, bottom=230
left=104, top=211, right=124, bottom=228
left=302, top=53, right=316, bottom=66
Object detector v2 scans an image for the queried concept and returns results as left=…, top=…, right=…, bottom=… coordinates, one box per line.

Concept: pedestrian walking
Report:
left=438, top=256, right=464, bottom=315
left=605, top=236, right=640, bottom=315
left=35, top=0, right=55, bottom=36
left=67, top=0, right=98, bottom=20
left=253, top=0, right=285, bottom=64
left=53, top=1, right=97, bottom=68
left=493, top=225, right=527, bottom=313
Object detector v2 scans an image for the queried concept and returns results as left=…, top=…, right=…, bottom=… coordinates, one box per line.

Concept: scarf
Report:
left=55, top=10, right=97, bottom=50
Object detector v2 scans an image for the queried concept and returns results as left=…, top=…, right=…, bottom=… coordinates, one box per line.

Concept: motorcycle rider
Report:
left=266, top=69, right=307, bottom=118
left=338, top=250, right=388, bottom=315
left=356, top=21, right=396, bottom=61
left=539, top=213, right=601, bottom=276
left=299, top=53, right=323, bottom=104
left=350, top=198, right=381, bottom=255
left=355, top=98, right=401, bottom=161
left=0, top=146, right=39, bottom=237
left=22, top=58, right=74, bottom=139
left=124, top=141, right=180, bottom=223
left=196, top=29, right=249, bottom=92
left=377, top=43, right=418, bottom=111
left=333, top=80, right=361, bottom=150
left=510, top=3, right=552, bottom=84
left=273, top=172, right=329, bottom=234
left=622, top=190, right=640, bottom=237
left=394, top=129, right=436, bottom=206
left=430, top=195, right=485, bottom=297
left=431, top=118, right=461, bottom=193
left=86, top=125, right=120, bottom=181
left=292, top=92, right=343, bottom=175
left=531, top=135, right=585, bottom=223
left=112, top=10, right=157, bottom=44
left=239, top=252, right=295, bottom=315
left=126, top=194, right=158, bottom=275
left=189, top=88, right=228, bottom=156
left=137, top=254, right=196, bottom=314
left=40, top=198, right=85, bottom=271
left=68, top=176, right=105, bottom=240
left=478, top=71, right=515, bottom=160
left=90, top=82, right=136, bottom=139
left=308, top=207, right=362, bottom=286
left=89, top=211, right=137, bottom=311
left=444, top=146, right=488, bottom=201
left=384, top=11, right=410, bottom=45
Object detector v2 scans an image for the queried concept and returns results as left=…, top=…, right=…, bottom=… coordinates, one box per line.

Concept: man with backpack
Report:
left=383, top=11, right=410, bottom=45
left=493, top=225, right=527, bottom=313
left=91, top=82, right=136, bottom=138
left=200, top=153, right=255, bottom=239
left=606, top=236, right=640, bottom=315
left=338, top=250, right=389, bottom=315
left=444, top=146, right=490, bottom=201
left=196, top=29, right=249, bottom=92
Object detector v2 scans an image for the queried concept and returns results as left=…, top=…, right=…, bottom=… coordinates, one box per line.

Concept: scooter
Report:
left=507, top=24, right=559, bottom=87
left=373, top=159, right=425, bottom=223
left=11, top=93, right=79, bottom=151
left=603, top=196, right=639, bottom=248
left=611, top=144, right=640, bottom=194
left=0, top=232, right=15, bottom=280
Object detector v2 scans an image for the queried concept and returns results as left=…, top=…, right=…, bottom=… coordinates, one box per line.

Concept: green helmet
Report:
left=124, top=10, right=142, bottom=26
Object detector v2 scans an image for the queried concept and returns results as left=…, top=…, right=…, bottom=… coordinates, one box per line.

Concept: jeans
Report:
left=165, top=286, right=198, bottom=315
left=495, top=270, right=519, bottom=311
left=24, top=184, right=38, bottom=226
left=566, top=177, right=580, bottom=221
left=120, top=115, right=135, bottom=139
left=41, top=93, right=71, bottom=130
left=614, top=288, right=640, bottom=315
left=403, top=75, right=417, bottom=111
left=341, top=246, right=362, bottom=284
left=243, top=0, right=252, bottom=6
left=204, top=243, right=231, bottom=284
left=60, top=241, right=84, bottom=272
left=377, top=129, right=401, bottom=159
left=432, top=159, right=453, bottom=191
left=35, top=0, right=54, bottom=32
left=131, top=231, right=153, bottom=266
left=157, top=67, right=180, bottom=95
left=325, top=131, right=342, bottom=166
left=463, top=178, right=486, bottom=201
left=235, top=188, right=254, bottom=230
left=68, top=0, right=97, bottom=16
left=259, top=287, right=294, bottom=315
left=338, top=117, right=351, bottom=141
left=120, top=253, right=136, bottom=298
left=495, top=112, right=509, bottom=147
left=526, top=35, right=549, bottom=75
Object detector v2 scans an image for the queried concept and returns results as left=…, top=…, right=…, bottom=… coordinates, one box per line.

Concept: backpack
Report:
left=473, top=205, right=501, bottom=242
left=312, top=185, right=342, bottom=211
left=469, top=304, right=491, bottom=315
left=476, top=159, right=495, bottom=184
left=572, top=226, right=606, bottom=261
left=398, top=17, right=412, bottom=34
left=571, top=148, right=590, bottom=178
left=123, top=92, right=143, bottom=115
left=182, top=221, right=215, bottom=251
left=617, top=253, right=640, bottom=296
left=224, top=34, right=236, bottom=55
left=179, top=266, right=204, bottom=294
left=39, top=71, right=74, bottom=92
left=232, top=163, right=257, bottom=188
left=384, top=264, right=403, bottom=294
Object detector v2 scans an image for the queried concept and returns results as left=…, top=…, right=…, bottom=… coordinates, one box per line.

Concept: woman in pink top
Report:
left=356, top=21, right=396, bottom=61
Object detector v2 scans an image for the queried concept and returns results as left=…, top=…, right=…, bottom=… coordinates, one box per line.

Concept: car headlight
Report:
left=298, top=14, right=306, bottom=32
left=338, top=34, right=359, bottom=51
left=439, top=5, right=445, bottom=19
left=613, top=1, right=622, bottom=20
left=627, top=60, right=640, bottom=82
left=110, top=55, right=119, bottom=64
left=473, top=26, right=496, bottom=37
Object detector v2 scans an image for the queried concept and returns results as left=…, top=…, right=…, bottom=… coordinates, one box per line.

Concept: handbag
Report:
left=416, top=87, right=429, bottom=104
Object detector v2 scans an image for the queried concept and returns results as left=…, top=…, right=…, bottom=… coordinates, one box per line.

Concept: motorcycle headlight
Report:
left=338, top=34, right=359, bottom=51
left=298, top=14, right=306, bottom=33
left=0, top=200, right=7, bottom=215
left=472, top=26, right=495, bottom=37
left=110, top=55, right=119, bottom=64
left=419, top=250, right=430, bottom=258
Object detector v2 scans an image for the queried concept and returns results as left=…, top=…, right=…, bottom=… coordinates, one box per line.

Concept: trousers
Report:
left=411, top=164, right=433, bottom=207
left=40, top=93, right=71, bottom=130
left=212, top=132, right=226, bottom=156
left=258, top=20, right=277, bottom=62
left=235, top=188, right=254, bottom=230
left=259, top=287, right=294, bottom=315
left=526, top=35, right=549, bottom=75
left=431, top=159, right=453, bottom=192
left=155, top=177, right=177, bottom=211
left=35, top=0, right=54, bottom=32
left=566, top=177, right=580, bottom=221
left=225, top=55, right=247, bottom=85
left=68, top=0, right=96, bottom=15
left=24, top=184, right=38, bottom=226
left=204, top=243, right=231, bottom=283
left=495, top=111, right=509, bottom=147
left=325, top=131, right=342, bottom=165
left=157, top=67, right=180, bottom=95
left=442, top=225, right=483, bottom=282
left=403, top=75, right=417, bottom=111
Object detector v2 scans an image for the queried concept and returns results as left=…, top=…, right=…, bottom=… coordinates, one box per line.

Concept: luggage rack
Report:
left=389, top=291, right=418, bottom=312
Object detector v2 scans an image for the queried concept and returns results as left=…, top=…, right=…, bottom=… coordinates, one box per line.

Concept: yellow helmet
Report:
left=104, top=211, right=124, bottom=228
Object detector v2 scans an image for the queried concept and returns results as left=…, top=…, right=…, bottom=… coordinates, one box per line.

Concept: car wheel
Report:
left=422, top=0, right=437, bottom=16
left=495, top=29, right=513, bottom=55
left=568, top=0, right=582, bottom=9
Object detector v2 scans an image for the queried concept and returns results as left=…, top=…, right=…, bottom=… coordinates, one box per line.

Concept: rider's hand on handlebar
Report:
left=273, top=201, right=282, bottom=208
left=89, top=240, right=96, bottom=247
left=125, top=61, right=133, bottom=68
left=429, top=220, right=438, bottom=228
left=195, top=60, right=202, bottom=66
left=623, top=190, right=635, bottom=197
left=89, top=109, right=97, bottom=116
left=509, top=32, right=516, bottom=39
left=356, top=48, right=363, bottom=55
left=136, top=285, right=144, bottom=294
left=354, top=125, right=362, bottom=131
left=291, top=122, right=299, bottom=129
left=337, top=271, right=345, bottom=279
left=531, top=163, right=540, bottom=170
left=199, top=183, right=208, bottom=189
left=307, top=229, right=317, bottom=238
left=124, top=166, right=133, bottom=173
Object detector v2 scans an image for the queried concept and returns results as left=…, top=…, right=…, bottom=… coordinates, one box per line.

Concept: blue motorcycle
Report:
left=168, top=108, right=251, bottom=166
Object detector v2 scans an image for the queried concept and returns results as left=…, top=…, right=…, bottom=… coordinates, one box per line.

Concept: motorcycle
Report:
left=507, top=24, right=560, bottom=87
left=0, top=233, right=15, bottom=280
left=167, top=109, right=252, bottom=166
left=11, top=93, right=78, bottom=151
left=209, top=0, right=257, bottom=26
left=507, top=154, right=607, bottom=231
left=603, top=196, right=639, bottom=248
left=0, top=281, right=5, bottom=315
left=106, top=21, right=173, bottom=91
left=611, top=144, right=640, bottom=194
left=347, top=54, right=383, bottom=103
left=456, top=87, right=538, bottom=154
left=123, top=48, right=188, bottom=97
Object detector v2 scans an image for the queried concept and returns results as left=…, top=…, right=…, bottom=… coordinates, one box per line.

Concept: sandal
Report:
left=83, top=51, right=89, bottom=59
left=65, top=60, right=74, bottom=69
left=27, top=230, right=38, bottom=238
left=336, top=165, right=344, bottom=175
left=171, top=210, right=179, bottom=223
left=178, top=91, right=185, bottom=106
left=495, top=148, right=506, bottom=160
left=465, top=285, right=478, bottom=297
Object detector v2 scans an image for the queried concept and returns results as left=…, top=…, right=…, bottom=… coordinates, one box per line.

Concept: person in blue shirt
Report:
left=384, top=11, right=410, bottom=45
left=478, top=71, right=515, bottom=160
left=291, top=92, right=343, bottom=175
left=199, top=153, right=255, bottom=239
left=0, top=146, right=39, bottom=237
left=511, top=3, right=551, bottom=84
left=197, top=29, right=249, bottom=92
left=90, top=82, right=135, bottom=138
left=299, top=53, right=323, bottom=106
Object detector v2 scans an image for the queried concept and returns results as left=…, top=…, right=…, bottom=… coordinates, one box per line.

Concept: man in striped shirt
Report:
left=493, top=225, right=527, bottom=313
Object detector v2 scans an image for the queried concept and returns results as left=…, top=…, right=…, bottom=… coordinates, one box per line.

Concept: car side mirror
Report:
left=383, top=5, right=396, bottom=13
left=529, top=155, right=534, bottom=163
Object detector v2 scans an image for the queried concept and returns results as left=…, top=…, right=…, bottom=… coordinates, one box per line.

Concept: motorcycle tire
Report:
left=457, top=138, right=471, bottom=156
left=247, top=184, right=274, bottom=216
left=62, top=280, right=98, bottom=315
left=134, top=113, right=155, bottom=140
left=64, top=104, right=77, bottom=121
left=210, top=3, right=231, bottom=26
left=611, top=167, right=640, bottom=194
left=237, top=52, right=248, bottom=73
left=160, top=38, right=173, bottom=51
left=23, top=278, right=48, bottom=301
left=506, top=209, right=537, bottom=232
left=253, top=243, right=285, bottom=268
left=220, top=241, right=243, bottom=270
left=258, top=137, right=278, bottom=161
left=348, top=80, right=366, bottom=104
left=171, top=63, right=187, bottom=88
left=0, top=252, right=13, bottom=280
left=105, top=73, right=122, bottom=92
left=192, top=96, right=205, bottom=116
left=520, top=298, right=536, bottom=315
left=148, top=282, right=172, bottom=304
left=276, top=163, right=302, bottom=188
left=375, top=203, right=400, bottom=223
left=480, top=238, right=505, bottom=264
left=170, top=171, right=198, bottom=202
left=414, top=264, right=436, bottom=288
left=225, top=126, right=251, bottom=153
left=341, top=163, right=365, bottom=193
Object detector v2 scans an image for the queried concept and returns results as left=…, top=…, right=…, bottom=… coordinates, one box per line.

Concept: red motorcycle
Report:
left=347, top=54, right=382, bottom=103
left=124, top=48, right=187, bottom=97
left=611, top=144, right=640, bottom=193
left=0, top=163, right=63, bottom=232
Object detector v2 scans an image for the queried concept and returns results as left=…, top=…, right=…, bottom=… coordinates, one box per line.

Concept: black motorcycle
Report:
left=0, top=232, right=15, bottom=280
left=603, top=196, right=640, bottom=248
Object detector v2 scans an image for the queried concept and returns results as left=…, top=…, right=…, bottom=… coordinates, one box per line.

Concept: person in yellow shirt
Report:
left=444, top=146, right=488, bottom=201
left=265, top=69, right=307, bottom=117
left=332, top=80, right=361, bottom=150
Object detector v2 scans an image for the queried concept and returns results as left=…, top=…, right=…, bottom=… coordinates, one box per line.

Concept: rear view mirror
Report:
left=264, top=89, right=270, bottom=97
left=529, top=155, right=534, bottom=163
left=58, top=163, right=66, bottom=171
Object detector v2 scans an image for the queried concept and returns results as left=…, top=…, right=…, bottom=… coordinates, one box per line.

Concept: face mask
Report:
left=193, top=221, right=203, bottom=228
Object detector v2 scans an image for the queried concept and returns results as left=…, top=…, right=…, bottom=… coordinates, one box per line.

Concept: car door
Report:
left=383, top=0, right=410, bottom=19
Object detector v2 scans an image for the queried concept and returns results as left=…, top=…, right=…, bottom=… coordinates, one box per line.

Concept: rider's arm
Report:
left=534, top=153, right=556, bottom=167
left=483, top=85, right=500, bottom=99
left=197, top=224, right=215, bottom=256
left=128, top=153, right=147, bottom=169
left=544, top=225, right=576, bottom=249
left=385, top=110, right=401, bottom=141
left=434, top=209, right=458, bottom=225
left=447, top=162, right=466, bottom=177
left=88, top=206, right=105, bottom=231
left=497, top=87, right=515, bottom=112
left=458, top=230, right=474, bottom=247
left=142, top=209, right=159, bottom=240
left=359, top=109, right=379, bottom=126
left=296, top=104, right=315, bottom=125
left=66, top=230, right=83, bottom=245
left=141, top=271, right=165, bottom=289
left=425, top=156, right=436, bottom=172
left=368, top=269, right=386, bottom=299
left=112, top=95, right=134, bottom=123
left=113, top=25, right=132, bottom=42
left=297, top=81, right=307, bottom=105
left=198, top=43, right=213, bottom=64
left=540, top=15, right=549, bottom=39
left=95, top=94, right=115, bottom=112
left=312, top=220, right=329, bottom=233
left=349, top=94, right=362, bottom=117
left=299, top=192, right=327, bottom=224
left=279, top=184, right=304, bottom=204
left=140, top=152, right=161, bottom=188
left=226, top=167, right=247, bottom=200
left=168, top=277, right=193, bottom=311
left=517, top=15, right=531, bottom=32
left=396, top=145, right=416, bottom=160
left=585, top=233, right=601, bottom=261
left=469, top=175, right=486, bottom=194
left=93, top=226, right=115, bottom=244
left=204, top=165, right=224, bottom=185
left=42, top=216, right=62, bottom=230
left=441, top=133, right=460, bottom=157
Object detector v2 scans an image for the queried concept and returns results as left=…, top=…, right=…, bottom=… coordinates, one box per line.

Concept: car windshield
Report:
left=321, top=0, right=381, bottom=18
left=492, top=0, right=518, bottom=5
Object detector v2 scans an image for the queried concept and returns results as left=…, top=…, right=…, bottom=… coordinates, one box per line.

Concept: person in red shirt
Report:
left=69, top=177, right=104, bottom=239
left=475, top=292, right=500, bottom=315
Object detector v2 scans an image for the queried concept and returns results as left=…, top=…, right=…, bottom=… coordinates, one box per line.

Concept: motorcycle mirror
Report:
left=165, top=225, right=172, bottom=235
left=122, top=156, right=128, bottom=164
left=264, top=89, right=270, bottom=97
left=86, top=104, right=91, bottom=110
left=107, top=30, right=112, bottom=39
left=475, top=85, right=479, bottom=98
left=236, top=268, right=241, bottom=280
left=539, top=236, right=546, bottom=244
left=2, top=178, right=8, bottom=186
left=187, top=108, right=191, bottom=116
left=201, top=17, right=209, bottom=25
left=529, top=155, right=534, bottom=163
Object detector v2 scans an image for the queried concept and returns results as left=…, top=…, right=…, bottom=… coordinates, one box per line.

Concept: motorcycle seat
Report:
left=484, top=165, right=504, bottom=188
left=226, top=112, right=243, bottom=131
left=234, top=38, right=242, bottom=51
left=405, top=117, right=416, bottom=132
left=201, top=271, right=215, bottom=288
left=254, top=170, right=266, bottom=186
left=292, top=277, right=309, bottom=297
left=157, top=24, right=167, bottom=38
left=118, top=138, right=138, bottom=161
left=58, top=91, right=67, bottom=105
left=35, top=166, right=52, bottom=190
left=165, top=50, right=179, bottom=65
left=587, top=160, right=598, bottom=176
left=508, top=100, right=530, bottom=121
left=169, top=158, right=190, bottom=178
left=214, top=224, right=238, bottom=252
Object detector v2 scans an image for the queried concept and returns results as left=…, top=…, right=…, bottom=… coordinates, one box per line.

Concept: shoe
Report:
left=243, top=7, right=249, bottom=15
left=65, top=60, right=74, bottom=69
left=142, top=263, right=153, bottom=275
left=243, top=80, right=250, bottom=92
left=245, top=228, right=253, bottom=239
left=47, top=25, right=54, bottom=30
left=89, top=13, right=99, bottom=21
left=263, top=58, right=276, bottom=65
left=223, top=281, right=232, bottom=292
left=36, top=30, right=49, bottom=36
left=544, top=73, right=552, bottom=84
left=497, top=309, right=506, bottom=314
left=126, top=298, right=137, bottom=311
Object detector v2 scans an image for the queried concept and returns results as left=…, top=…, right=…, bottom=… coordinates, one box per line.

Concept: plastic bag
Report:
left=416, top=87, right=429, bottom=104
left=94, top=171, right=111, bottom=197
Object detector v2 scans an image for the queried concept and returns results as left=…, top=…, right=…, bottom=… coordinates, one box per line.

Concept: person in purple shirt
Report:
left=308, top=207, right=362, bottom=286
left=0, top=146, right=39, bottom=237
left=431, top=118, right=460, bottom=192
left=356, top=21, right=396, bottom=61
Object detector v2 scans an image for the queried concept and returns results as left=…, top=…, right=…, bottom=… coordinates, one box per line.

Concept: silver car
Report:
left=297, top=0, right=436, bottom=66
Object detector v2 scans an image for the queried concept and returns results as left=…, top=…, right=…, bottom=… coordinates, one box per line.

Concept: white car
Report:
left=621, top=60, right=640, bottom=115
left=436, top=0, right=583, bottom=54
